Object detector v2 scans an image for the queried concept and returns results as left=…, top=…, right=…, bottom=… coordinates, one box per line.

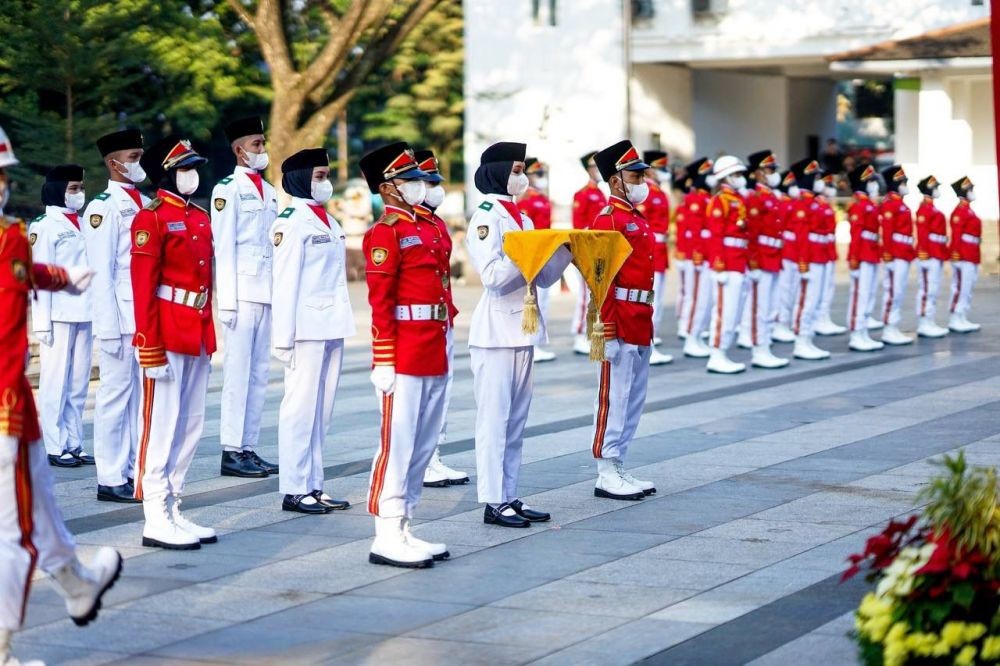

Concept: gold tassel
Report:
left=521, top=287, right=539, bottom=335
left=589, top=321, right=606, bottom=361
left=586, top=296, right=597, bottom=338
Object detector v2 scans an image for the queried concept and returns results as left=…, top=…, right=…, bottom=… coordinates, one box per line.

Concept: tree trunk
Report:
left=337, top=111, right=348, bottom=183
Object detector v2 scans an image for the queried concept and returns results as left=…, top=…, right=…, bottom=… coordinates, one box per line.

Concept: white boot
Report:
left=862, top=329, right=885, bottom=350
left=618, top=463, right=656, bottom=495
left=168, top=495, right=217, bottom=544
left=401, top=517, right=449, bottom=561
left=533, top=346, right=556, bottom=363
left=814, top=314, right=847, bottom=336
left=706, top=348, right=746, bottom=374
left=736, top=334, right=753, bottom=349
left=142, top=496, right=200, bottom=550
left=682, top=335, right=711, bottom=358
left=0, top=629, right=45, bottom=666
left=917, top=317, right=948, bottom=338
left=50, top=548, right=122, bottom=627
left=572, top=334, right=591, bottom=355
left=423, top=447, right=469, bottom=487
left=794, top=336, right=829, bottom=360
left=370, top=516, right=433, bottom=568
left=881, top=325, right=913, bottom=345
left=594, top=458, right=645, bottom=500
left=960, top=314, right=980, bottom=332
left=751, top=345, right=789, bottom=369
left=849, top=331, right=879, bottom=352
left=649, top=347, right=673, bottom=365
left=948, top=313, right=974, bottom=333
left=866, top=316, right=884, bottom=331
left=771, top=323, right=796, bottom=343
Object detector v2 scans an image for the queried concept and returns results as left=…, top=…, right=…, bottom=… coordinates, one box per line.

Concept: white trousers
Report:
left=93, top=334, right=139, bottom=486
left=675, top=259, right=694, bottom=335
left=792, top=263, right=829, bottom=337
left=686, top=264, right=715, bottom=340
left=651, top=271, right=667, bottom=338
left=709, top=271, right=748, bottom=351
left=38, top=321, right=92, bottom=457
left=914, top=259, right=944, bottom=320
left=817, top=261, right=837, bottom=321
left=0, top=440, right=76, bottom=630
left=591, top=343, right=651, bottom=462
left=949, top=261, right=979, bottom=316
left=740, top=270, right=779, bottom=346
left=135, top=351, right=210, bottom=501
left=438, top=327, right=455, bottom=445
left=532, top=284, right=555, bottom=346
left=880, top=259, right=910, bottom=327
left=470, top=346, right=534, bottom=504
left=568, top=266, right=590, bottom=336
left=277, top=340, right=343, bottom=495
left=220, top=301, right=271, bottom=452
left=774, top=259, right=799, bottom=325
left=846, top=262, right=880, bottom=332
left=368, top=373, right=448, bottom=518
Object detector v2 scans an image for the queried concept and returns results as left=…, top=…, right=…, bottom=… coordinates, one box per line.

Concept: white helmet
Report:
left=0, top=124, right=19, bottom=168
left=712, top=155, right=745, bottom=180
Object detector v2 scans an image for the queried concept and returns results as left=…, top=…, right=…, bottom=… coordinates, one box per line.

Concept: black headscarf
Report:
left=41, top=181, right=69, bottom=207
left=157, top=171, right=184, bottom=197
left=474, top=161, right=513, bottom=196
left=282, top=169, right=314, bottom=199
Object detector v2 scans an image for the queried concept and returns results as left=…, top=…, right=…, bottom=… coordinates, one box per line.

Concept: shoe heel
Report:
left=142, top=536, right=200, bottom=550
left=594, top=487, right=644, bottom=501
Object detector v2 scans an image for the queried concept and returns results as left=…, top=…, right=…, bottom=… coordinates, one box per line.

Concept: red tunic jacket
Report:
left=518, top=188, right=552, bottom=230
left=815, top=196, right=838, bottom=262
left=636, top=178, right=670, bottom=271
left=915, top=199, right=949, bottom=261
left=745, top=184, right=783, bottom=273
left=780, top=195, right=804, bottom=264
left=707, top=187, right=750, bottom=273
left=793, top=193, right=828, bottom=266
left=679, top=189, right=711, bottom=266
left=572, top=182, right=607, bottom=230
left=590, top=196, right=654, bottom=346
left=131, top=189, right=216, bottom=367
left=949, top=201, right=981, bottom=264
left=878, top=193, right=916, bottom=262
left=847, top=194, right=881, bottom=267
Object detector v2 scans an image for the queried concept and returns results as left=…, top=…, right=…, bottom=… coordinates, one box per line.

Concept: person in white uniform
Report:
left=271, top=148, right=355, bottom=514
left=84, top=129, right=149, bottom=503
left=30, top=165, right=95, bottom=469
left=212, top=116, right=280, bottom=479
left=466, top=141, right=572, bottom=528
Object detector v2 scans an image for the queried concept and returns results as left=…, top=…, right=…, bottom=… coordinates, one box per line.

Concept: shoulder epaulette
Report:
left=599, top=205, right=614, bottom=215
left=190, top=202, right=207, bottom=213
left=144, top=198, right=162, bottom=211
left=30, top=215, right=44, bottom=223
left=219, top=176, right=234, bottom=185
left=379, top=213, right=399, bottom=226
left=94, top=192, right=111, bottom=201
left=478, top=201, right=493, bottom=212
left=278, top=207, right=294, bottom=219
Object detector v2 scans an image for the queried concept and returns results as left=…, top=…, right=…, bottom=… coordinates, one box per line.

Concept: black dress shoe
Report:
left=310, top=490, right=350, bottom=511
left=248, top=451, right=279, bottom=475
left=97, top=483, right=140, bottom=503
left=282, top=494, right=331, bottom=514
left=220, top=451, right=268, bottom=478
left=509, top=499, right=550, bottom=522
left=484, top=504, right=530, bottom=528
left=69, top=449, right=96, bottom=465
left=49, top=453, right=82, bottom=468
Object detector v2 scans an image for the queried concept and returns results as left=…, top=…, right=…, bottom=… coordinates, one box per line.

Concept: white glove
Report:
left=748, top=269, right=762, bottom=282
left=219, top=309, right=237, bottom=329
left=36, top=330, right=53, bottom=347
left=63, top=267, right=95, bottom=295
left=713, top=271, right=729, bottom=285
left=145, top=364, right=172, bottom=380
left=799, top=271, right=812, bottom=282
left=99, top=337, right=122, bottom=358
left=370, top=365, right=396, bottom=395
left=603, top=339, right=622, bottom=361
left=849, top=268, right=860, bottom=279
left=0, top=435, right=17, bottom=467
left=272, top=347, right=294, bottom=367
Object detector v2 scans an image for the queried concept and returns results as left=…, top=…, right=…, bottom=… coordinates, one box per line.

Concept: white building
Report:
left=464, top=0, right=995, bottom=221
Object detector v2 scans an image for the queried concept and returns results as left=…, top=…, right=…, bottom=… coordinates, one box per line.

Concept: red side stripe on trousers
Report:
left=794, top=277, right=808, bottom=335
left=134, top=376, right=155, bottom=500
left=750, top=282, right=758, bottom=346
left=686, top=271, right=701, bottom=335
left=951, top=269, right=962, bottom=313
left=368, top=393, right=394, bottom=515
left=920, top=268, right=928, bottom=316
left=849, top=276, right=859, bottom=332
left=713, top=283, right=724, bottom=348
left=14, top=438, right=38, bottom=625
left=883, top=270, right=894, bottom=324
left=591, top=361, right=612, bottom=459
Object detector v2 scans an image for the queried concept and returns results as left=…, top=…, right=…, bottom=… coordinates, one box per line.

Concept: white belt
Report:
left=395, top=304, right=448, bottom=321
left=961, top=234, right=980, bottom=245
left=614, top=287, right=655, bottom=305
left=722, top=237, right=748, bottom=249
left=825, top=233, right=835, bottom=242
left=700, top=229, right=711, bottom=239
left=236, top=244, right=273, bottom=259
left=808, top=233, right=832, bottom=244
left=891, top=233, right=914, bottom=244
left=654, top=233, right=666, bottom=242
left=861, top=231, right=879, bottom=242
left=156, top=285, right=208, bottom=309
left=783, top=231, right=796, bottom=241
left=928, top=233, right=948, bottom=244
left=757, top=235, right=782, bottom=248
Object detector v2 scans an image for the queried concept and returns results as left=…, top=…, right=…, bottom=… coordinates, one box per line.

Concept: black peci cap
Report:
left=480, top=141, right=526, bottom=165
left=281, top=148, right=329, bottom=174
left=96, top=129, right=144, bottom=157
left=225, top=116, right=265, bottom=144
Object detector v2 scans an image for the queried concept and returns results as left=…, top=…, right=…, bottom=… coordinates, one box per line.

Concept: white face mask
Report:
left=507, top=172, right=529, bottom=197
left=115, top=159, right=146, bottom=184
left=625, top=180, right=649, bottom=205
left=824, top=186, right=837, bottom=199
left=242, top=148, right=269, bottom=171
left=787, top=185, right=801, bottom=199
left=423, top=184, right=445, bottom=209
left=766, top=172, right=781, bottom=188
left=897, top=184, right=909, bottom=196
left=966, top=189, right=976, bottom=202
left=65, top=190, right=85, bottom=211
left=931, top=187, right=941, bottom=200
left=176, top=169, right=199, bottom=196
left=729, top=175, right=747, bottom=191
left=812, top=179, right=825, bottom=194
left=397, top=180, right=427, bottom=206
left=865, top=180, right=880, bottom=197
left=532, top=177, right=548, bottom=190
left=311, top=179, right=333, bottom=204
left=657, top=170, right=672, bottom=185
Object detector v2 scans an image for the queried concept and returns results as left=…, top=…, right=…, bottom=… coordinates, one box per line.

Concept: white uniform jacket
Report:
left=82, top=181, right=148, bottom=339
left=270, top=198, right=356, bottom=348
left=211, top=167, right=278, bottom=310
left=29, top=207, right=92, bottom=330
left=466, top=193, right=571, bottom=348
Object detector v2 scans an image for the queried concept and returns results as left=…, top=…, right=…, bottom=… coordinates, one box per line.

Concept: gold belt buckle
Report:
left=434, top=304, right=447, bottom=321
left=193, top=292, right=208, bottom=309
left=645, top=291, right=655, bottom=306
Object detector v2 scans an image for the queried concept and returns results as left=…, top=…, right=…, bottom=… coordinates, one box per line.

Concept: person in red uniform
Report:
left=413, top=149, right=469, bottom=489
left=704, top=155, right=750, bottom=374
left=0, top=127, right=122, bottom=666
left=947, top=176, right=982, bottom=333
left=813, top=172, right=847, bottom=336
left=913, top=175, right=950, bottom=338
left=360, top=142, right=452, bottom=569
left=877, top=165, right=916, bottom=345
left=737, top=150, right=789, bottom=368
left=570, top=151, right=607, bottom=354
left=787, top=159, right=832, bottom=360
left=771, top=170, right=803, bottom=344
left=844, top=165, right=885, bottom=352
left=638, top=150, right=673, bottom=365
left=131, top=137, right=218, bottom=550
left=518, top=157, right=558, bottom=362
left=679, top=157, right=714, bottom=359
left=589, top=140, right=656, bottom=500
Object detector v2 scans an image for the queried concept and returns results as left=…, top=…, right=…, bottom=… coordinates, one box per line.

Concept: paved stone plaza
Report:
left=14, top=271, right=1000, bottom=665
